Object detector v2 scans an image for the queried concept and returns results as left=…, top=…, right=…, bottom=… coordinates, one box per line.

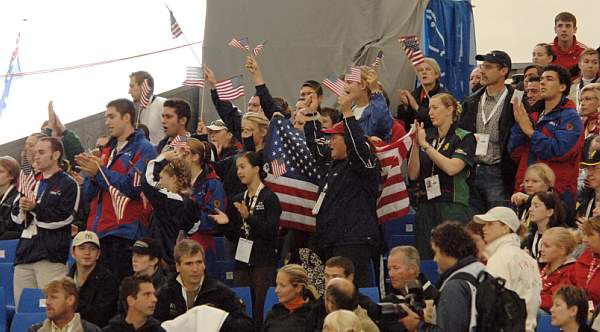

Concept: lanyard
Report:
left=429, top=137, right=447, bottom=176
left=587, top=256, right=600, bottom=288
left=0, top=185, right=14, bottom=205
left=241, top=183, right=265, bottom=238
left=480, top=88, right=508, bottom=126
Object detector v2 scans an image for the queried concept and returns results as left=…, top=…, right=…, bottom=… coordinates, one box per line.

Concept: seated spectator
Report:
left=305, top=256, right=379, bottom=332
left=408, top=93, right=475, bottom=259
left=154, top=239, right=252, bottom=331
left=29, top=277, right=101, bottom=332
left=322, top=310, right=362, bottom=332
left=570, top=216, right=600, bottom=307
left=130, top=238, right=167, bottom=291
left=206, top=119, right=240, bottom=160
left=523, top=191, right=569, bottom=259
left=397, top=58, right=449, bottom=130
left=382, top=246, right=438, bottom=303
left=550, top=285, right=596, bottom=332
left=474, top=207, right=541, bottom=331
left=538, top=227, right=577, bottom=313
left=323, top=278, right=379, bottom=332
left=511, top=163, right=555, bottom=223
left=399, top=222, right=485, bottom=331
left=0, top=156, right=20, bottom=240
left=569, top=49, right=599, bottom=106
left=318, top=107, right=341, bottom=130
left=469, top=67, right=483, bottom=93
left=579, top=84, right=600, bottom=138
left=263, top=264, right=317, bottom=332
left=104, top=275, right=165, bottom=332
left=68, top=231, right=118, bottom=328
left=532, top=43, right=556, bottom=67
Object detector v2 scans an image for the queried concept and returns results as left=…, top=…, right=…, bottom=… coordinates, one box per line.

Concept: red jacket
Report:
left=540, top=260, right=575, bottom=311
left=569, top=249, right=600, bottom=306
left=551, top=36, right=587, bottom=72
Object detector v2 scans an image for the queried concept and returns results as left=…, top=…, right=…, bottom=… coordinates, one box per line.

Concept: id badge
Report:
left=424, top=174, right=442, bottom=200
left=474, top=133, right=490, bottom=156
left=235, top=238, right=254, bottom=264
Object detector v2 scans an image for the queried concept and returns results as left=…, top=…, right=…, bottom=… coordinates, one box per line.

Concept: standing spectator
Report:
left=550, top=12, right=587, bottom=75
left=11, top=137, right=79, bottom=307
left=322, top=310, right=362, bottom=332
left=69, top=231, right=118, bottom=327
left=474, top=207, right=541, bottom=332
left=570, top=216, right=600, bottom=307
left=469, top=67, right=483, bottom=93
left=538, top=227, right=577, bottom=313
left=156, top=99, right=192, bottom=153
left=75, top=98, right=157, bottom=283
left=29, top=277, right=101, bottom=332
left=550, top=285, right=596, bottom=332
left=532, top=43, right=557, bottom=67
left=210, top=151, right=281, bottom=326
left=206, top=119, right=239, bottom=160
left=315, top=90, right=382, bottom=286
left=130, top=238, right=167, bottom=291
left=579, top=84, right=600, bottom=138
left=524, top=77, right=543, bottom=111
left=154, top=239, right=252, bottom=331
left=509, top=65, right=584, bottom=218
left=569, top=49, right=600, bottom=106
left=323, top=278, right=379, bottom=332
left=44, top=101, right=85, bottom=166
left=408, top=93, right=476, bottom=259
left=511, top=163, right=556, bottom=223
left=578, top=142, right=600, bottom=220
left=263, top=264, right=317, bottom=332
left=522, top=191, right=568, bottom=259
left=0, top=156, right=20, bottom=240
left=459, top=50, right=516, bottom=214
left=128, top=71, right=166, bottom=145
left=21, top=133, right=46, bottom=174
left=104, top=275, right=165, bottom=332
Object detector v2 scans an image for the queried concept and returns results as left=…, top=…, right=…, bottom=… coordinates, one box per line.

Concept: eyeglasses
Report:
left=581, top=97, right=598, bottom=102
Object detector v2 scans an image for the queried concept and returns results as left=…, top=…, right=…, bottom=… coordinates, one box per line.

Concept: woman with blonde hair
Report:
left=263, top=264, right=318, bottom=332
left=408, top=92, right=476, bottom=259
left=0, top=156, right=21, bottom=240
left=511, top=163, right=556, bottom=222
left=538, top=227, right=577, bottom=312
left=569, top=216, right=600, bottom=307
left=578, top=83, right=600, bottom=137
left=323, top=310, right=363, bottom=332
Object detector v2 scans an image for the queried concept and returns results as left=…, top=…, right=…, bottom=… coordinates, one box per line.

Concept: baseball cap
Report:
left=475, top=50, right=512, bottom=70
left=473, top=206, right=520, bottom=233
left=72, top=231, right=100, bottom=248
left=206, top=119, right=228, bottom=131
left=581, top=135, right=600, bottom=167
left=130, top=238, right=163, bottom=259
left=322, top=121, right=345, bottom=135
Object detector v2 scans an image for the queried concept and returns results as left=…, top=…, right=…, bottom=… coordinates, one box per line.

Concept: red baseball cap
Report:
left=322, top=121, right=345, bottom=135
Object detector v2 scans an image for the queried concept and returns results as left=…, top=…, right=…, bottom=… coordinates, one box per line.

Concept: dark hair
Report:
left=129, top=71, right=154, bottom=90
left=535, top=43, right=557, bottom=62
left=301, top=80, right=323, bottom=97
left=554, top=12, right=577, bottom=27
left=38, top=137, right=65, bottom=162
left=163, top=99, right=192, bottom=128
left=527, top=76, right=541, bottom=83
left=107, top=98, right=137, bottom=126
left=431, top=221, right=478, bottom=260
left=273, top=96, right=291, bottom=119
left=543, top=65, right=572, bottom=97
left=120, top=274, right=153, bottom=305
left=319, top=107, right=342, bottom=124
left=325, top=256, right=355, bottom=277
left=530, top=191, right=566, bottom=227
left=237, top=151, right=267, bottom=180
left=325, top=281, right=358, bottom=311
left=136, top=124, right=150, bottom=140
left=554, top=285, right=588, bottom=327
left=524, top=65, right=544, bottom=77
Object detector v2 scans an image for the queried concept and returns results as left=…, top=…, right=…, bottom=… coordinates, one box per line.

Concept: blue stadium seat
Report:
left=387, top=235, right=415, bottom=248
left=0, top=264, right=14, bottom=318
left=10, top=312, right=46, bottom=332
left=0, top=240, right=18, bottom=264
left=17, top=289, right=45, bottom=313
left=263, top=287, right=278, bottom=319
left=420, top=260, right=439, bottom=285
left=212, top=260, right=235, bottom=286
left=232, top=287, right=252, bottom=318
left=214, top=237, right=227, bottom=261
left=536, top=313, right=559, bottom=332
left=0, top=287, right=6, bottom=332
left=366, top=260, right=377, bottom=287
left=359, top=287, right=380, bottom=303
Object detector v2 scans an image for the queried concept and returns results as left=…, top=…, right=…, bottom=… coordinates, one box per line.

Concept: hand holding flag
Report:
left=371, top=50, right=384, bottom=68
left=322, top=73, right=346, bottom=97
left=253, top=40, right=267, bottom=56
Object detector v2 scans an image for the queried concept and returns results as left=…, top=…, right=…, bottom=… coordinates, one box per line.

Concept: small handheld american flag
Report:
left=138, top=79, right=153, bottom=109
left=109, top=184, right=130, bottom=221
left=344, top=66, right=362, bottom=83
left=170, top=135, right=188, bottom=149
left=228, top=37, right=250, bottom=52
left=322, top=73, right=346, bottom=97
left=253, top=40, right=267, bottom=56
left=371, top=50, right=384, bottom=68
left=18, top=169, right=37, bottom=200
left=399, top=35, right=425, bottom=67
left=169, top=9, right=183, bottom=39
left=216, top=75, right=245, bottom=101
left=183, top=66, right=205, bottom=88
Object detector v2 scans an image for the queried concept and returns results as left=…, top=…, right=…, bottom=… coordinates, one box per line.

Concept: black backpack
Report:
left=452, top=270, right=527, bottom=332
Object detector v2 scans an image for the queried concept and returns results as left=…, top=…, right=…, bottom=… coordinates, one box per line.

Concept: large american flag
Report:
left=17, top=169, right=37, bottom=200
left=108, top=184, right=130, bottom=221
left=169, top=9, right=183, bottom=39
left=215, top=75, right=245, bottom=101
left=138, top=79, right=153, bottom=109
left=228, top=37, right=250, bottom=51
left=345, top=66, right=362, bottom=83
left=253, top=40, right=267, bottom=57
left=322, top=73, right=346, bottom=97
left=183, top=66, right=205, bottom=87
left=399, top=35, right=425, bottom=66
left=264, top=118, right=320, bottom=232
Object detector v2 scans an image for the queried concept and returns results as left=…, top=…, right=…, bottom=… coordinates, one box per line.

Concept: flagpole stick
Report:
left=95, top=162, right=110, bottom=185
left=412, top=65, right=431, bottom=100
left=200, top=84, right=205, bottom=124
left=165, top=4, right=202, bottom=67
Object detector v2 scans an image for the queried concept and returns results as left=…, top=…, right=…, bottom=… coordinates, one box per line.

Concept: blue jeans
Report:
left=469, top=164, right=509, bottom=215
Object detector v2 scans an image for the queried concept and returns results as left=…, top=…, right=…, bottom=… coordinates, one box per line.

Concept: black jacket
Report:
left=219, top=185, right=281, bottom=268
left=68, top=263, right=119, bottom=328
left=396, top=82, right=449, bottom=130
left=315, top=116, right=382, bottom=250
left=304, top=293, right=379, bottom=332
left=458, top=85, right=517, bottom=193
left=103, top=315, right=165, bottom=332
left=263, top=302, right=313, bottom=332
left=0, top=185, right=20, bottom=238
left=154, top=274, right=253, bottom=331
left=12, top=170, right=80, bottom=265
left=29, top=318, right=101, bottom=332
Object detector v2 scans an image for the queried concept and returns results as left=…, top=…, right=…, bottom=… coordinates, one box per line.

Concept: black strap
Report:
left=451, top=272, right=479, bottom=287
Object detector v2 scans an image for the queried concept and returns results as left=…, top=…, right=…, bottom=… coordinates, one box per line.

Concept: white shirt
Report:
left=138, top=96, right=166, bottom=145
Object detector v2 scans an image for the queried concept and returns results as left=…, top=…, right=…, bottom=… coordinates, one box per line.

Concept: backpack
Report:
left=452, top=270, right=527, bottom=332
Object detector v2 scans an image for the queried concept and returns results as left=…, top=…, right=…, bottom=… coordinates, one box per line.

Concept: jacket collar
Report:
left=531, top=97, right=577, bottom=119
left=438, top=255, right=478, bottom=287
left=484, top=233, right=521, bottom=258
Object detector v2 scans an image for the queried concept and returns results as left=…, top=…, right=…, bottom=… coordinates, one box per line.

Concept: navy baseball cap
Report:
left=476, top=50, right=512, bottom=70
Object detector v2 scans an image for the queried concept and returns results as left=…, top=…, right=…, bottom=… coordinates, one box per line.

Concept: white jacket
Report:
left=485, top=233, right=541, bottom=332
left=138, top=96, right=166, bottom=145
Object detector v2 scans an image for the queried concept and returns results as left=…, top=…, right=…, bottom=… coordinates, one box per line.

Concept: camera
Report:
left=378, top=279, right=426, bottom=321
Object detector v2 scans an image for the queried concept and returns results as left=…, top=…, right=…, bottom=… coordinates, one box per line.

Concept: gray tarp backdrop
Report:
left=201, top=0, right=426, bottom=120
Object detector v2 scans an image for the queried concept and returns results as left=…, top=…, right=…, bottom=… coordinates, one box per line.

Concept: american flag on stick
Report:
left=138, top=79, right=153, bottom=109
left=215, top=75, right=245, bottom=101
left=170, top=135, right=188, bottom=149
left=344, top=66, right=362, bottom=83
left=169, top=9, right=183, bottom=39
left=371, top=50, right=384, bottom=68
left=183, top=66, right=205, bottom=87
left=399, top=35, right=425, bottom=66
left=228, top=37, right=250, bottom=52
left=253, top=40, right=267, bottom=56
left=17, top=169, right=37, bottom=200
left=322, top=73, right=346, bottom=97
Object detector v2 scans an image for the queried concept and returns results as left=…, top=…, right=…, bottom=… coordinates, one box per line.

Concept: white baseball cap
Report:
left=473, top=206, right=520, bottom=232
left=72, top=231, right=100, bottom=248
